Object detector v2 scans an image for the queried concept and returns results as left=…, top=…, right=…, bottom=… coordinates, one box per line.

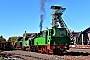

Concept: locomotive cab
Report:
left=34, top=27, right=70, bottom=45
left=51, top=28, right=67, bottom=37
left=50, top=28, right=70, bottom=50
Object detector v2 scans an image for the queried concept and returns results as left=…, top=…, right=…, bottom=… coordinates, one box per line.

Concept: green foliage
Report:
left=0, top=36, right=6, bottom=42
left=7, top=36, right=20, bottom=42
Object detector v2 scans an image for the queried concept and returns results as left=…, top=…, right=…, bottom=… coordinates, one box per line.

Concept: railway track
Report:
left=0, top=50, right=65, bottom=60
left=0, top=48, right=90, bottom=60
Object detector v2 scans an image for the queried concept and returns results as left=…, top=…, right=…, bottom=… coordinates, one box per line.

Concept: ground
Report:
left=0, top=47, right=90, bottom=60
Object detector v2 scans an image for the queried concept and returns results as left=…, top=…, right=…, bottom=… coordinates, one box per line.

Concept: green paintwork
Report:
left=34, top=37, right=46, bottom=45
left=16, top=42, right=22, bottom=46
left=51, top=37, right=70, bottom=45
left=17, top=27, right=70, bottom=47
left=22, top=38, right=30, bottom=46
left=16, top=37, right=23, bottom=46
left=34, top=28, right=70, bottom=46
left=52, top=28, right=67, bottom=36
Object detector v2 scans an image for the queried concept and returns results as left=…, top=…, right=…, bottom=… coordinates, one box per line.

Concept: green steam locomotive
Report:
left=15, top=5, right=70, bottom=54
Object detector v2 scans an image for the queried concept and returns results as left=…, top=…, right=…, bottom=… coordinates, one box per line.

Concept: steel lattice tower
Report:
left=51, top=5, right=67, bottom=28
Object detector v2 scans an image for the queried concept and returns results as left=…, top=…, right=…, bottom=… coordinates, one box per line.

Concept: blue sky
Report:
left=0, top=0, right=90, bottom=40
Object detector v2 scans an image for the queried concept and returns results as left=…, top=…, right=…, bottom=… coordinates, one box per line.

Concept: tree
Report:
left=0, top=35, right=3, bottom=38
left=7, top=36, right=20, bottom=42
left=0, top=35, right=6, bottom=42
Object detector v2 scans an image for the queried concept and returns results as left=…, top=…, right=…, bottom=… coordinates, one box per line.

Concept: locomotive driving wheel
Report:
left=22, top=46, right=25, bottom=51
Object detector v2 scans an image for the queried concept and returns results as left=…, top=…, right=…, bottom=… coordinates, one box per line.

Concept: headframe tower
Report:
left=51, top=5, right=67, bottom=29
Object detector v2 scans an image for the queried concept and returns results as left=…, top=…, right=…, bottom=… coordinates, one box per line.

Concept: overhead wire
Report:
left=62, top=16, right=80, bottom=31
left=64, top=14, right=84, bottom=30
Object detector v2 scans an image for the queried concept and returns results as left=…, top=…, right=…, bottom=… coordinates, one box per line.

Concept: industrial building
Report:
left=73, top=27, right=90, bottom=45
